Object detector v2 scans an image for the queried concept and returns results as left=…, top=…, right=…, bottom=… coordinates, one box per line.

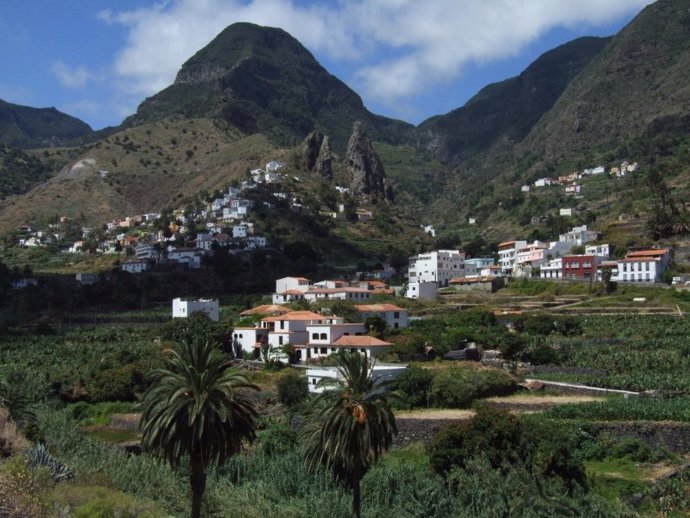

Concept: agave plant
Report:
left=25, top=443, right=74, bottom=482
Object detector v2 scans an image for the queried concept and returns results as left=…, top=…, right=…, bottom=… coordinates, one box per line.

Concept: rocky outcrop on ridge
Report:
left=345, top=121, right=391, bottom=199
left=299, top=131, right=333, bottom=180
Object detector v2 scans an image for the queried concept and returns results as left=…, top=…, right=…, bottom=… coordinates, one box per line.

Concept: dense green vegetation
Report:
left=541, top=315, right=690, bottom=392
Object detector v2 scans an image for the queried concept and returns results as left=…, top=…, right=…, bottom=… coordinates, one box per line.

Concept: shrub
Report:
left=277, top=370, right=309, bottom=407
left=258, top=423, right=298, bottom=457
left=429, top=406, right=522, bottom=473
left=430, top=366, right=516, bottom=408
left=393, top=366, right=433, bottom=408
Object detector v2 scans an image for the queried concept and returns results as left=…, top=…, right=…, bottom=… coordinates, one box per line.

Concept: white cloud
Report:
left=99, top=0, right=655, bottom=110
left=52, top=61, right=94, bottom=89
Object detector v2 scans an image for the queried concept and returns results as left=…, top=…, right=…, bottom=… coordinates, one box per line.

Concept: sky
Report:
left=0, top=0, right=656, bottom=130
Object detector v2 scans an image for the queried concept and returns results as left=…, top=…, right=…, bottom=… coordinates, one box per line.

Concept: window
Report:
left=312, top=333, right=319, bottom=340
left=278, top=336, right=283, bottom=345
left=320, top=333, right=327, bottom=340
left=394, top=312, right=400, bottom=318
left=394, top=323, right=399, bottom=329
left=320, top=347, right=327, bottom=354
left=313, top=348, right=318, bottom=354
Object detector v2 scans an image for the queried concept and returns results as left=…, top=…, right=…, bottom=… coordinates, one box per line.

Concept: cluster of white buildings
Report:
left=271, top=276, right=393, bottom=306
left=404, top=225, right=673, bottom=298
left=526, top=161, right=639, bottom=197
left=249, top=160, right=286, bottom=185
left=232, top=303, right=408, bottom=363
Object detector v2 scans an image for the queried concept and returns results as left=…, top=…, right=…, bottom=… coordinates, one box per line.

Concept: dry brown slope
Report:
left=0, top=116, right=283, bottom=232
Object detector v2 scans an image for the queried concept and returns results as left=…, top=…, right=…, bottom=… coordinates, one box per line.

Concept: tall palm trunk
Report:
left=190, top=455, right=206, bottom=518
left=352, top=465, right=361, bottom=518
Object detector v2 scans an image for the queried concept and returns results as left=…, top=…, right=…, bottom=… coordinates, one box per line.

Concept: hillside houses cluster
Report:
left=526, top=160, right=639, bottom=196
left=12, top=171, right=278, bottom=274
left=405, top=225, right=673, bottom=299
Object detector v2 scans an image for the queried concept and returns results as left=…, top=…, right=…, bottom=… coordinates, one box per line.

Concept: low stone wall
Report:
left=394, top=417, right=690, bottom=453
left=395, top=418, right=469, bottom=447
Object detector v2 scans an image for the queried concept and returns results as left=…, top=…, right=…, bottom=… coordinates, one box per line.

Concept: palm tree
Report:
left=140, top=339, right=259, bottom=518
left=302, top=352, right=398, bottom=518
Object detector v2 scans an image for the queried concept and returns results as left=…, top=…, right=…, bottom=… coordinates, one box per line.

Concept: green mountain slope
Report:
left=417, top=36, right=610, bottom=165
left=0, top=99, right=93, bottom=148
left=521, top=0, right=690, bottom=163
left=124, top=22, right=413, bottom=151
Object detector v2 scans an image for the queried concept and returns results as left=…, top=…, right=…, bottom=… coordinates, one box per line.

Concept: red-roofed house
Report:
left=355, top=304, right=408, bottom=329
left=302, top=287, right=373, bottom=303
left=612, top=248, right=671, bottom=283
left=272, top=276, right=311, bottom=304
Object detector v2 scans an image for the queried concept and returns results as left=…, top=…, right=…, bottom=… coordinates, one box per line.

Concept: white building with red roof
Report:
left=355, top=303, right=408, bottom=329
left=302, top=287, right=373, bottom=303
left=272, top=276, right=311, bottom=304
left=612, top=249, right=671, bottom=283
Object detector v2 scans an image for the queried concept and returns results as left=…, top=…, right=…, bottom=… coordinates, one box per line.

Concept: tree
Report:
left=302, top=352, right=397, bottom=518
left=140, top=340, right=259, bottom=518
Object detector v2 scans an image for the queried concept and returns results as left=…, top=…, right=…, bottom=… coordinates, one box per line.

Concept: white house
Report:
left=559, top=225, right=600, bottom=246
left=167, top=248, right=203, bottom=269
left=585, top=244, right=613, bottom=258
left=539, top=257, right=563, bottom=279
left=521, top=185, right=530, bottom=192
left=273, top=276, right=311, bottom=304
left=244, top=236, right=267, bottom=249
left=136, top=243, right=157, bottom=260
left=613, top=249, right=671, bottom=284
left=303, top=287, right=373, bottom=303
left=232, top=224, right=249, bottom=238
left=195, top=233, right=214, bottom=251
left=422, top=225, right=436, bottom=237
left=266, top=161, right=285, bottom=172
left=172, top=298, right=220, bottom=321
left=231, top=327, right=269, bottom=355
left=407, top=250, right=469, bottom=288
left=534, top=177, right=554, bottom=187
left=405, top=281, right=437, bottom=300
left=260, top=310, right=331, bottom=350
left=307, top=364, right=407, bottom=394
left=497, top=241, right=528, bottom=275
left=120, top=259, right=149, bottom=274
left=355, top=304, right=408, bottom=329
left=297, top=318, right=392, bottom=362
left=560, top=208, right=574, bottom=216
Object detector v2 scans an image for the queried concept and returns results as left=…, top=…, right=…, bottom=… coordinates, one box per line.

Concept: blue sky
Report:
left=0, top=0, right=655, bottom=130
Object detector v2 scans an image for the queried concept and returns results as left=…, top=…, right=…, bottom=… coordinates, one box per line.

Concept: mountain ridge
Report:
left=0, top=99, right=93, bottom=148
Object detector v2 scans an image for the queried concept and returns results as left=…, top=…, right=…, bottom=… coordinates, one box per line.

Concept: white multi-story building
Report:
left=172, top=298, right=219, bottom=321
left=498, top=241, right=527, bottom=275
left=272, top=276, right=311, bottom=304
left=559, top=225, right=600, bottom=246
left=407, top=250, right=468, bottom=288
left=540, top=257, right=563, bottom=279
left=613, top=249, right=671, bottom=284
left=120, top=259, right=149, bottom=274
left=232, top=224, right=249, bottom=238
left=585, top=244, right=613, bottom=258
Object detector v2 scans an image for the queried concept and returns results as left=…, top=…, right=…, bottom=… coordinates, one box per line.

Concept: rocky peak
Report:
left=345, top=121, right=391, bottom=199
left=299, top=131, right=333, bottom=180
